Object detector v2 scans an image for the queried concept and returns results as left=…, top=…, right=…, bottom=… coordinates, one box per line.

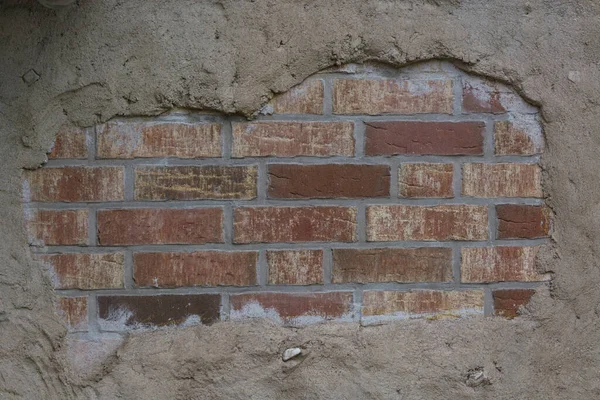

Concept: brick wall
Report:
left=23, top=61, right=550, bottom=332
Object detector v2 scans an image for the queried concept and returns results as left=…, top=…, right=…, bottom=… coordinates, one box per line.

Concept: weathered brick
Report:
left=39, top=253, right=124, bottom=289
left=362, top=290, right=484, bottom=321
left=230, top=292, right=354, bottom=324
left=26, top=209, right=88, bottom=246
left=267, top=250, right=323, bottom=285
left=96, top=121, right=221, bottom=159
left=493, top=289, right=536, bottom=319
left=24, top=167, right=124, bottom=202
left=134, top=251, right=257, bottom=287
left=366, top=205, right=488, bottom=241
left=461, top=246, right=549, bottom=283
left=234, top=206, right=357, bottom=243
left=332, top=247, right=452, bottom=283
left=333, top=79, right=453, bottom=114
left=57, top=297, right=88, bottom=332
left=494, top=119, right=543, bottom=155
left=268, top=164, right=390, bottom=199
left=462, top=77, right=537, bottom=114
left=496, top=205, right=551, bottom=239
left=97, top=208, right=223, bottom=245
left=98, top=294, right=221, bottom=330
left=134, top=166, right=257, bottom=200
left=49, top=126, right=87, bottom=159
left=365, top=121, right=484, bottom=156
left=399, top=163, right=454, bottom=198
left=462, top=163, right=542, bottom=198
left=232, top=121, right=354, bottom=157
left=264, top=80, right=323, bottom=114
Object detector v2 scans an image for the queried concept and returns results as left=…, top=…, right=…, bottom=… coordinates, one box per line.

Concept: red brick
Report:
left=493, top=289, right=536, bottom=319
left=267, top=250, right=323, bottom=285
left=496, top=205, right=551, bottom=239
left=268, top=164, right=390, bottom=199
left=234, top=206, right=357, bottom=243
left=97, top=208, right=223, bottom=245
left=49, top=126, right=87, bottom=159
left=362, top=290, right=484, bottom=321
left=494, top=120, right=543, bottom=155
left=98, top=294, right=221, bottom=329
left=232, top=121, right=354, bottom=157
left=461, top=246, right=549, bottom=283
left=96, top=121, right=221, bottom=159
left=365, top=121, right=484, bottom=156
left=332, top=248, right=452, bottom=283
left=134, top=166, right=257, bottom=200
left=333, top=79, right=453, bottom=114
left=265, top=80, right=323, bottom=114
left=39, top=253, right=124, bottom=289
left=25, top=167, right=124, bottom=202
left=366, top=205, right=488, bottom=241
left=399, top=163, right=454, bottom=198
left=230, top=292, right=354, bottom=324
left=462, top=77, right=536, bottom=114
left=26, top=209, right=88, bottom=246
left=57, top=297, right=88, bottom=332
left=462, top=163, right=542, bottom=198
left=134, top=251, right=257, bottom=287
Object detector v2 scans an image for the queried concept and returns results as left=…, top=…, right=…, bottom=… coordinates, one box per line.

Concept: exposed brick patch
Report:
left=462, top=163, right=542, bottom=198
left=57, top=297, right=88, bottom=332
left=267, top=250, right=323, bottom=285
left=234, top=206, right=357, bottom=243
left=366, top=205, right=488, bottom=241
left=232, top=121, right=354, bottom=157
left=230, top=292, right=354, bottom=324
left=49, top=126, right=87, bottom=159
left=496, top=205, right=551, bottom=239
left=264, top=80, right=324, bottom=114
left=494, top=118, right=543, bottom=155
left=268, top=164, right=390, bottom=199
left=39, top=253, right=124, bottom=289
left=493, top=289, right=536, bottom=319
left=134, top=166, right=257, bottom=200
left=461, top=246, right=549, bottom=283
left=332, top=248, right=452, bottom=283
left=399, top=163, right=454, bottom=198
left=97, top=294, right=221, bottom=330
left=97, top=121, right=221, bottom=159
left=26, top=209, right=88, bottom=246
left=134, top=251, right=258, bottom=287
left=97, top=208, right=223, bottom=245
left=462, top=77, right=537, bottom=114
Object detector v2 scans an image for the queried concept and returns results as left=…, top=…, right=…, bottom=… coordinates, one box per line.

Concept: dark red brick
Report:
left=26, top=209, right=88, bottom=246
left=496, top=205, right=551, bottom=239
left=493, top=289, right=536, bottom=318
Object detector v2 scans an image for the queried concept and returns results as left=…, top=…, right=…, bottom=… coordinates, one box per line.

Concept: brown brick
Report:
left=39, top=253, right=124, bottom=289
left=493, top=289, right=536, bottom=319
left=496, top=205, right=551, bottom=239
left=26, top=209, right=88, bottom=246
left=49, top=126, right=87, bottom=159
left=462, top=163, right=542, bottom=198
left=461, top=246, right=549, bottom=283
left=98, top=294, right=221, bottom=329
left=332, top=248, right=452, bottom=283
left=333, top=79, right=453, bottom=114
left=366, top=205, right=488, bottom=241
left=230, top=292, right=354, bottom=324
left=399, top=163, right=454, bottom=198
left=267, top=250, right=323, bottom=285
left=494, top=120, right=543, bottom=155
left=234, top=206, right=357, bottom=243
left=268, top=164, right=390, bottom=199
left=25, top=167, right=124, bottom=202
left=57, top=297, right=88, bottom=332
left=365, top=121, right=484, bottom=156
left=96, top=121, right=221, bottom=159
left=462, top=77, right=536, bottom=114
left=134, top=166, right=257, bottom=200
left=232, top=121, right=354, bottom=157
left=97, top=208, right=223, bottom=245
left=134, top=251, right=257, bottom=287
left=266, top=80, right=323, bottom=114
left=362, top=290, right=484, bottom=321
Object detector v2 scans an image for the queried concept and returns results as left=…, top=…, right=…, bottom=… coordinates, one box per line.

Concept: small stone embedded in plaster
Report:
left=568, top=71, right=581, bottom=83
left=22, top=69, right=40, bottom=86
left=465, top=367, right=491, bottom=387
left=282, top=347, right=302, bottom=361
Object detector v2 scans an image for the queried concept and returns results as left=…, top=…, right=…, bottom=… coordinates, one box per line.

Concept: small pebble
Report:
left=282, top=347, right=301, bottom=361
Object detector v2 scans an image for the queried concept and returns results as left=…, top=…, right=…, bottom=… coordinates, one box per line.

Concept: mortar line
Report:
left=353, top=288, right=363, bottom=324
left=123, top=250, right=134, bottom=289
left=488, top=204, right=498, bottom=244
left=483, top=286, right=494, bottom=316
left=357, top=203, right=367, bottom=243
left=453, top=160, right=463, bottom=199
left=257, top=249, right=267, bottom=287
left=87, top=126, right=96, bottom=163
left=124, top=165, right=135, bottom=201
left=389, top=158, right=400, bottom=199
left=87, top=208, right=97, bottom=246
left=322, top=77, right=333, bottom=115
left=222, top=117, right=232, bottom=159
left=220, top=293, right=230, bottom=321
left=257, top=161, right=268, bottom=204
left=453, top=74, right=463, bottom=115
left=322, top=247, right=333, bottom=285
left=452, top=245, right=462, bottom=284
left=354, top=120, right=365, bottom=157
left=223, top=204, right=233, bottom=244
left=87, top=293, right=100, bottom=335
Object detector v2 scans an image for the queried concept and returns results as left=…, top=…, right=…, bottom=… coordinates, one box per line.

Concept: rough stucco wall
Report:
left=1, top=0, right=600, bottom=398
